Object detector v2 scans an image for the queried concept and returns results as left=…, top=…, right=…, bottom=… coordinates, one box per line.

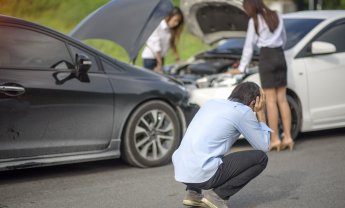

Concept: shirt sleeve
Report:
left=146, top=25, right=162, bottom=53
left=239, top=19, right=257, bottom=73
left=236, top=110, right=271, bottom=152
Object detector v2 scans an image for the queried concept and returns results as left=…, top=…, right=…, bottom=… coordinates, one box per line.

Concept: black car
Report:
left=0, top=15, right=197, bottom=170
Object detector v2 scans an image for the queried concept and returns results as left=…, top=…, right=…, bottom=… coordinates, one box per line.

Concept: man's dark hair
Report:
left=228, top=82, right=260, bottom=105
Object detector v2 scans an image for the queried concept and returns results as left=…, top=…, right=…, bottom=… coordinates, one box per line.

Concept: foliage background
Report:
left=0, top=0, right=344, bottom=65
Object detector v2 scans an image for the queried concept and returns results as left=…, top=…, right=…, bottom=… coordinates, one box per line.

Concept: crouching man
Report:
left=172, top=82, right=271, bottom=208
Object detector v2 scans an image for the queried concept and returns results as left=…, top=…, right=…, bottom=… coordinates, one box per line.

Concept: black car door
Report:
left=0, top=24, right=114, bottom=159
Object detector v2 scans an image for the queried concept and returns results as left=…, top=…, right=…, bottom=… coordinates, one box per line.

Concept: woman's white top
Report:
left=239, top=13, right=286, bottom=73
left=142, top=20, right=172, bottom=59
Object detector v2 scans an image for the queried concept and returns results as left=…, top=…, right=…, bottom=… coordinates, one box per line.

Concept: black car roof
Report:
left=0, top=14, right=66, bottom=36
left=0, top=14, right=124, bottom=65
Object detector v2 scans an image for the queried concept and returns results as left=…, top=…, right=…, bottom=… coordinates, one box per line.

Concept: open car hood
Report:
left=70, top=0, right=173, bottom=61
left=181, top=0, right=248, bottom=44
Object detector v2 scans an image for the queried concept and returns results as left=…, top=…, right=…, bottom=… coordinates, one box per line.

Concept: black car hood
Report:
left=181, top=0, right=248, bottom=44
left=70, top=0, right=173, bottom=61
left=105, top=58, right=185, bottom=87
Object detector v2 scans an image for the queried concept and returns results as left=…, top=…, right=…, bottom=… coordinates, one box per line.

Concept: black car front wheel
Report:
left=122, top=100, right=181, bottom=168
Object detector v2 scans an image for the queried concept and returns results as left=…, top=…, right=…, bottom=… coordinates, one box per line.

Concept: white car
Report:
left=181, top=0, right=345, bottom=139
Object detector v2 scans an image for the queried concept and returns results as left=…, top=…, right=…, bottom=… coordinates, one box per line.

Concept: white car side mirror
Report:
left=311, top=41, right=336, bottom=55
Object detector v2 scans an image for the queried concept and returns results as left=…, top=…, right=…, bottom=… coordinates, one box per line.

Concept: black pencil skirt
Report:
left=259, top=47, right=287, bottom=89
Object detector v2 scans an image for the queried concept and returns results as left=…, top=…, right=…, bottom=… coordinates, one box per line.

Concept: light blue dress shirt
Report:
left=172, top=99, right=271, bottom=183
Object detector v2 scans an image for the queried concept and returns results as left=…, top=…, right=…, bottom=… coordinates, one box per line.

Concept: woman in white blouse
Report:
left=231, top=0, right=294, bottom=151
left=142, top=7, right=184, bottom=73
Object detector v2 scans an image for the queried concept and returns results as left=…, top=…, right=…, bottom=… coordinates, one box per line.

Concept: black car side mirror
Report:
left=75, top=53, right=91, bottom=82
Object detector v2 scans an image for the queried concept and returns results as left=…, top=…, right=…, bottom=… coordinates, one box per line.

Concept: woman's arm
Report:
left=171, top=44, right=180, bottom=62
left=238, top=19, right=256, bottom=73
left=154, top=52, right=163, bottom=73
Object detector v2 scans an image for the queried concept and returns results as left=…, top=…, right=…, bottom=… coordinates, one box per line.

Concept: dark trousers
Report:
left=142, top=58, right=164, bottom=70
left=185, top=150, right=268, bottom=200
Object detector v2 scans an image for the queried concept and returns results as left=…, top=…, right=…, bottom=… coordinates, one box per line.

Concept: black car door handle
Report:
left=0, top=84, right=26, bottom=97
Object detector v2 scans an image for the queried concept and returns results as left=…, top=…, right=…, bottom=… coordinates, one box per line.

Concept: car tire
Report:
left=279, top=95, right=302, bottom=140
left=122, top=100, right=181, bottom=168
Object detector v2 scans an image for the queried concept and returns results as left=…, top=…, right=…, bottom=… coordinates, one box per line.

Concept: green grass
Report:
left=0, top=0, right=210, bottom=66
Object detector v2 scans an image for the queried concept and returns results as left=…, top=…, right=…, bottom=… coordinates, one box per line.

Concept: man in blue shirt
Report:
left=172, top=82, right=271, bottom=208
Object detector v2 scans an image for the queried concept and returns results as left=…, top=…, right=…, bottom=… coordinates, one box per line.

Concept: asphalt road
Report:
left=1, top=128, right=345, bottom=208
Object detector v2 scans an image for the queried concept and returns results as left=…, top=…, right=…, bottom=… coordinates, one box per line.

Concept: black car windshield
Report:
left=284, top=18, right=323, bottom=50
left=217, top=38, right=245, bottom=51
left=211, top=37, right=259, bottom=56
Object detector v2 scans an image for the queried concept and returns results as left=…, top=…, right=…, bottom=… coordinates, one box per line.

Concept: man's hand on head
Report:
left=254, top=89, right=265, bottom=113
left=253, top=90, right=267, bottom=123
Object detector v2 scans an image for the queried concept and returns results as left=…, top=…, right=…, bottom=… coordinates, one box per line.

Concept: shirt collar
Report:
left=161, top=20, right=170, bottom=30
left=228, top=98, right=245, bottom=105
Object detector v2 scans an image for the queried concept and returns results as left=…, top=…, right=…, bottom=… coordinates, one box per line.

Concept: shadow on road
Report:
left=233, top=127, right=345, bottom=147
left=298, top=127, right=345, bottom=140
left=0, top=158, right=131, bottom=184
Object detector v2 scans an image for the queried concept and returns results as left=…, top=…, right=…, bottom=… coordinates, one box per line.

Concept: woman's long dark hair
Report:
left=165, top=7, right=184, bottom=49
left=243, top=0, right=279, bottom=35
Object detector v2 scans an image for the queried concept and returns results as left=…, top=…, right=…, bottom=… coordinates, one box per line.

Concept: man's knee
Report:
left=255, top=150, right=268, bottom=168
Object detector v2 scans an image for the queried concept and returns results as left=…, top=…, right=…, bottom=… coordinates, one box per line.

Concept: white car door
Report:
left=302, top=20, right=345, bottom=130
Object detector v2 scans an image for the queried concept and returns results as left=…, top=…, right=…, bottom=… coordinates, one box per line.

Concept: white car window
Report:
left=315, top=21, right=345, bottom=53
left=284, top=18, right=323, bottom=50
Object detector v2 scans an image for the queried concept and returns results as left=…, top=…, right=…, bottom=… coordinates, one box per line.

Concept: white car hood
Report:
left=190, top=85, right=235, bottom=106
left=181, top=0, right=248, bottom=44
left=190, top=72, right=262, bottom=106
